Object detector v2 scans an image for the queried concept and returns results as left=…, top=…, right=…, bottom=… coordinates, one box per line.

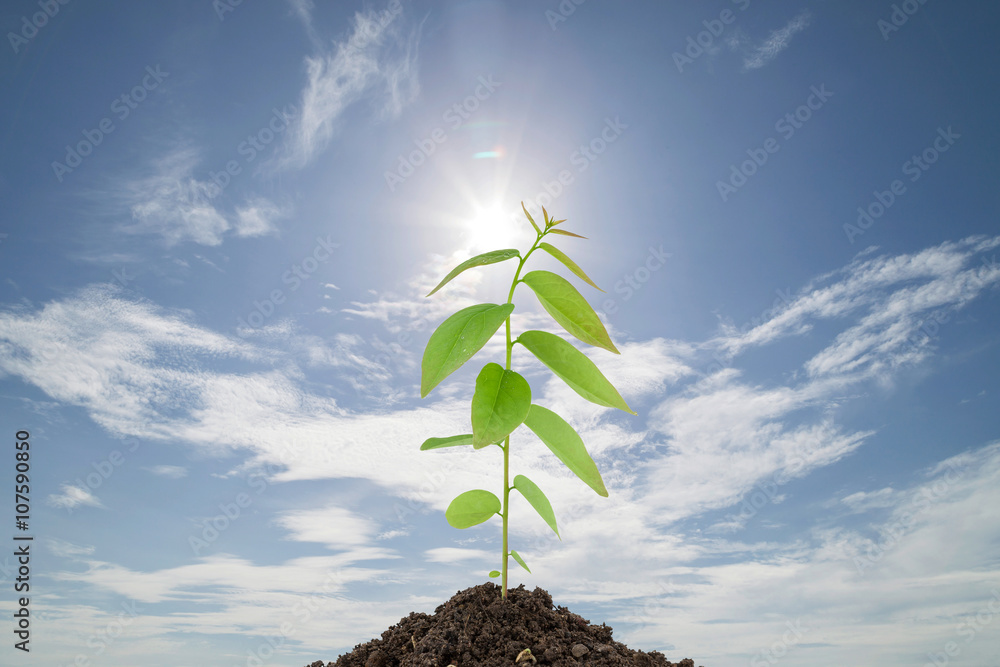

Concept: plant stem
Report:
left=501, top=435, right=509, bottom=599
left=499, top=225, right=546, bottom=601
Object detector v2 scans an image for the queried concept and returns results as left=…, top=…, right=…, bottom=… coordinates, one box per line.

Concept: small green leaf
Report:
left=426, top=249, right=520, bottom=297
left=471, top=363, right=532, bottom=448
left=513, top=474, right=560, bottom=539
left=538, top=242, right=603, bottom=292
left=547, top=228, right=587, bottom=239
left=489, top=570, right=501, bottom=578
left=517, top=330, right=635, bottom=414
left=521, top=271, right=619, bottom=353
left=510, top=550, right=531, bottom=573
left=522, top=202, right=541, bottom=235
left=446, top=489, right=501, bottom=529
left=421, top=303, right=514, bottom=397
left=548, top=218, right=567, bottom=227
left=523, top=404, right=608, bottom=497
left=420, top=434, right=475, bottom=450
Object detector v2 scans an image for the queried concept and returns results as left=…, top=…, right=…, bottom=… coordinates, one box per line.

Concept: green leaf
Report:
left=547, top=228, right=587, bottom=239
left=510, top=550, right=531, bottom=573
left=521, top=202, right=541, bottom=235
left=421, top=303, right=514, bottom=397
left=538, top=242, right=603, bottom=292
left=426, top=249, right=520, bottom=297
left=446, top=489, right=501, bottom=529
left=471, top=363, right=532, bottom=448
left=517, top=330, right=635, bottom=414
left=523, top=404, right=608, bottom=497
left=520, top=271, right=619, bottom=353
left=489, top=570, right=501, bottom=578
left=420, top=434, right=475, bottom=450
left=513, top=474, right=560, bottom=539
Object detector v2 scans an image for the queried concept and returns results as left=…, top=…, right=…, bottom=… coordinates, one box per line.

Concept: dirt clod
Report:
left=304, top=582, right=703, bottom=667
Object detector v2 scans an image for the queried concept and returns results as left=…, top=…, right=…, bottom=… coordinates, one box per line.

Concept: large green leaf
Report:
left=510, top=550, right=531, bottom=573
left=517, top=330, right=635, bottom=415
left=420, top=434, right=475, bottom=450
left=538, top=242, right=603, bottom=292
left=426, top=249, right=520, bottom=297
left=421, top=303, right=514, bottom=397
left=523, top=404, right=608, bottom=497
left=520, top=271, right=618, bottom=353
left=446, top=489, right=501, bottom=529
left=471, top=363, right=532, bottom=448
left=513, top=474, right=560, bottom=539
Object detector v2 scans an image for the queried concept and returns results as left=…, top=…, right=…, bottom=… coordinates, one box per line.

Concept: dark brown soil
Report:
left=304, top=582, right=702, bottom=667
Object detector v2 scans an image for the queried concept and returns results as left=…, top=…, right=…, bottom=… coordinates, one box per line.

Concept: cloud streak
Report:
left=736, top=10, right=812, bottom=71
left=278, top=0, right=420, bottom=169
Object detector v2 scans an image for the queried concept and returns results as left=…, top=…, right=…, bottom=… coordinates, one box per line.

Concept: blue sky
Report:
left=1, top=1, right=999, bottom=665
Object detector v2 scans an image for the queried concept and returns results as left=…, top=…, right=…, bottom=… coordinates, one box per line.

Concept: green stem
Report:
left=501, top=435, right=509, bottom=599
left=499, top=225, right=546, bottom=601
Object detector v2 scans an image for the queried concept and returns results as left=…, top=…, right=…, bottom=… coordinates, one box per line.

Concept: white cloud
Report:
left=736, top=10, right=812, bottom=71
left=47, top=538, right=97, bottom=558
left=234, top=199, right=283, bottom=237
left=144, top=465, right=188, bottom=479
left=424, top=547, right=493, bottom=563
left=47, top=483, right=105, bottom=511
left=113, top=147, right=281, bottom=247
left=275, top=506, right=382, bottom=550
left=278, top=0, right=420, bottom=169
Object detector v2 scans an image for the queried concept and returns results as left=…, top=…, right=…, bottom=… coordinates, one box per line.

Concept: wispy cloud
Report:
left=278, top=0, right=421, bottom=169
left=115, top=147, right=282, bottom=247
left=732, top=10, right=812, bottom=71
left=144, top=465, right=188, bottom=479
left=47, top=483, right=105, bottom=511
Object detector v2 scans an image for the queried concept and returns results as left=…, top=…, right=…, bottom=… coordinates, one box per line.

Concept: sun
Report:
left=465, top=204, right=523, bottom=252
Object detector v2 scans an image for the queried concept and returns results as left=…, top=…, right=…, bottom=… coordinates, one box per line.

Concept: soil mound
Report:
left=304, top=582, right=702, bottom=667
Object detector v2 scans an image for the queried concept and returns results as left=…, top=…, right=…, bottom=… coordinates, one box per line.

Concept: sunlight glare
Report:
left=465, top=204, right=522, bottom=252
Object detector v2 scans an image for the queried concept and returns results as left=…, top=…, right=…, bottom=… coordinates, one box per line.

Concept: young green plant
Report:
left=419, top=203, right=635, bottom=600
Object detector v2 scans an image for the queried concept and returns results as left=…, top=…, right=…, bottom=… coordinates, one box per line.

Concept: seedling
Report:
left=419, top=203, right=635, bottom=600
